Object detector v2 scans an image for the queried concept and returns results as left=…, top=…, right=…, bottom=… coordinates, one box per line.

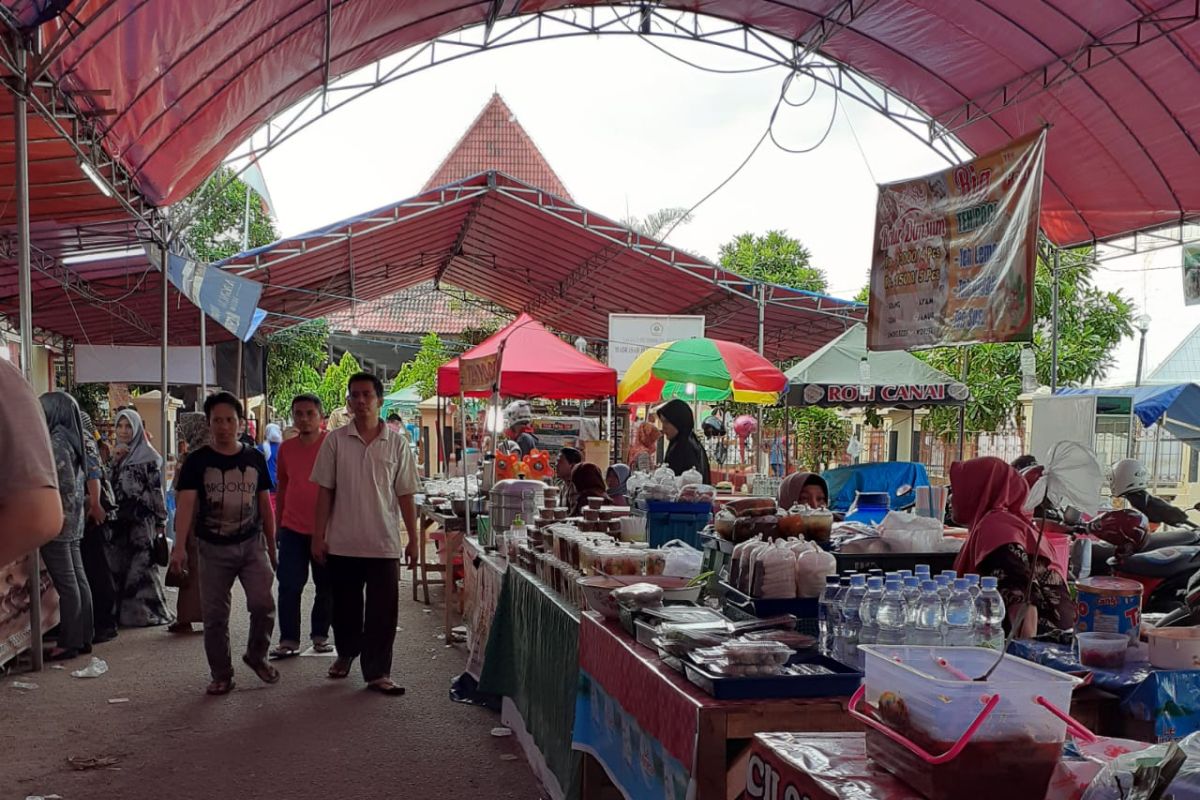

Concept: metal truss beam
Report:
left=434, top=191, right=488, bottom=287
left=934, top=2, right=1200, bottom=137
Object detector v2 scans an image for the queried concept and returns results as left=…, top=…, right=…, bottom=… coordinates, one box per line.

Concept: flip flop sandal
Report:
left=207, top=679, right=235, bottom=696
left=268, top=646, right=300, bottom=660
left=327, top=658, right=353, bottom=679
left=367, top=680, right=406, bottom=696
left=311, top=641, right=334, bottom=654
left=241, top=654, right=281, bottom=684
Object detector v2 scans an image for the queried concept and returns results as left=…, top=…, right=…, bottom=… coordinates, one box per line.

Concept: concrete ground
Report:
left=1, top=576, right=543, bottom=800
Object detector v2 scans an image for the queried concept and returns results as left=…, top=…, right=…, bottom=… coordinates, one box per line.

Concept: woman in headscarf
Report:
left=570, top=463, right=612, bottom=516
left=950, top=457, right=1075, bottom=636
left=656, top=399, right=711, bottom=484
left=778, top=472, right=829, bottom=509
left=261, top=422, right=283, bottom=487
left=107, top=408, right=173, bottom=628
left=627, top=419, right=661, bottom=473
left=167, top=412, right=208, bottom=633
left=39, top=392, right=94, bottom=660
left=605, top=463, right=632, bottom=506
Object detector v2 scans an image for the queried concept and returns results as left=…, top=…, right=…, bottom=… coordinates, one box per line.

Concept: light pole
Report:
left=1134, top=313, right=1152, bottom=387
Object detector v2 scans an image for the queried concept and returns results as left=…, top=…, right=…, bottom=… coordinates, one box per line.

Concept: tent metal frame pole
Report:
left=198, top=306, right=207, bottom=406
left=757, top=283, right=766, bottom=476
left=1050, top=248, right=1060, bottom=394
left=160, top=240, right=169, bottom=458
left=13, top=38, right=42, bottom=673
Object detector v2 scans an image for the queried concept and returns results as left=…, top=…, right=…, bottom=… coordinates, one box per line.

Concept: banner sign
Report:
left=148, top=249, right=266, bottom=342
left=0, top=557, right=60, bottom=667
left=1184, top=243, right=1200, bottom=307
left=867, top=129, right=1046, bottom=351
left=608, top=314, right=705, bottom=377
left=459, top=352, right=502, bottom=394
left=798, top=381, right=968, bottom=406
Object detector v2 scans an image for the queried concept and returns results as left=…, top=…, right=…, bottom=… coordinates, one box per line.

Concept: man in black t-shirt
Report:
left=170, top=392, right=279, bottom=696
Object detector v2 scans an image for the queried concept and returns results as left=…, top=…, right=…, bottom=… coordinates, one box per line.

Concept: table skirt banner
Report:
left=1010, top=639, right=1200, bottom=741
left=578, top=613, right=702, bottom=770
left=574, top=670, right=691, bottom=800
left=462, top=538, right=505, bottom=680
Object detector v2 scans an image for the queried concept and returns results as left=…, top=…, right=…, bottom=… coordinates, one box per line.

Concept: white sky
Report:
left=253, top=33, right=1200, bottom=386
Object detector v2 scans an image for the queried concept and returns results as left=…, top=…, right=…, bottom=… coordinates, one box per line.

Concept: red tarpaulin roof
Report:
left=8, top=0, right=1198, bottom=248
left=437, top=312, right=617, bottom=399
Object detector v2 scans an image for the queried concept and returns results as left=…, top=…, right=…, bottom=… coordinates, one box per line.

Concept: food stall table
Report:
left=461, top=537, right=506, bottom=679
left=1010, top=639, right=1200, bottom=742
left=573, top=613, right=863, bottom=800
left=478, top=564, right=582, bottom=800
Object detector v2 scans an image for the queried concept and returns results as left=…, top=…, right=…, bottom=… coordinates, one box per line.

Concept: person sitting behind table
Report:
left=571, top=463, right=611, bottom=516
left=950, top=457, right=1076, bottom=637
left=557, top=446, right=583, bottom=511
left=778, top=471, right=829, bottom=509
left=606, top=464, right=631, bottom=506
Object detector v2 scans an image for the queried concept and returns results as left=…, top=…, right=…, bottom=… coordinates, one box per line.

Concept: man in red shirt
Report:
left=270, top=394, right=332, bottom=659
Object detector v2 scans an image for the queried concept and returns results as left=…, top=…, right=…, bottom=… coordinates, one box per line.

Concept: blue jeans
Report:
left=276, top=528, right=332, bottom=648
left=41, top=538, right=93, bottom=651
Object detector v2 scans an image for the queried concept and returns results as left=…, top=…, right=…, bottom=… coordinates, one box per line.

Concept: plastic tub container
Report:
left=850, top=645, right=1088, bottom=800
left=1076, top=631, right=1129, bottom=669
left=1075, top=576, right=1143, bottom=646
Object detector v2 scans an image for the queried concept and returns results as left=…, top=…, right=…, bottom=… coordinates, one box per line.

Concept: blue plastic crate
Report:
left=646, top=511, right=711, bottom=549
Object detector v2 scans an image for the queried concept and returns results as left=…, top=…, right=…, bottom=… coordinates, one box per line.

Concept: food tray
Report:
left=683, top=651, right=862, bottom=700
left=719, top=580, right=818, bottom=636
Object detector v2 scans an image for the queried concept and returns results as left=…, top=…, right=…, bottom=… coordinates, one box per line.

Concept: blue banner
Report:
left=151, top=249, right=265, bottom=342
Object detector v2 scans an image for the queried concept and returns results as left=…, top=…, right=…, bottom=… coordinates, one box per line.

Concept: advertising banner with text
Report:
left=867, top=129, right=1046, bottom=351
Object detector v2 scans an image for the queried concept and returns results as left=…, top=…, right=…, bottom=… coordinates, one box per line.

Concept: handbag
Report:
left=152, top=528, right=170, bottom=568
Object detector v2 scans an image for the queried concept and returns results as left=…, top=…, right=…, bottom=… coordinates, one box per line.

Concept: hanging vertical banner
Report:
left=1183, top=243, right=1200, bottom=306
left=867, top=129, right=1047, bottom=351
left=459, top=351, right=502, bottom=394
left=147, top=249, right=266, bottom=342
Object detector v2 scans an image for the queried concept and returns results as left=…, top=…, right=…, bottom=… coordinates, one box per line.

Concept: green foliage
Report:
left=622, top=207, right=694, bottom=239
left=316, top=351, right=363, bottom=413
left=177, top=167, right=278, bottom=263
left=725, top=403, right=850, bottom=472
left=72, top=383, right=108, bottom=420
left=922, top=248, right=1134, bottom=435
left=266, top=319, right=329, bottom=412
left=854, top=284, right=871, bottom=303
left=390, top=332, right=449, bottom=400
left=717, top=231, right=828, bottom=292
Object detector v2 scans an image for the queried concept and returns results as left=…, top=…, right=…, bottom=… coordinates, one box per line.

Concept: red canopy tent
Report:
left=437, top=312, right=616, bottom=399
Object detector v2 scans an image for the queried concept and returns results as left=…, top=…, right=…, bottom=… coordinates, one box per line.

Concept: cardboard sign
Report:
left=458, top=352, right=501, bottom=394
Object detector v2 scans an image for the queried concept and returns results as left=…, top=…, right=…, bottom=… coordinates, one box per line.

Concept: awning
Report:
left=786, top=324, right=968, bottom=407
left=1056, top=384, right=1200, bottom=445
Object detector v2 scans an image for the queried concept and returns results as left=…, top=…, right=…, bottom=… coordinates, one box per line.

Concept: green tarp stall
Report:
left=382, top=385, right=423, bottom=416
left=785, top=324, right=969, bottom=408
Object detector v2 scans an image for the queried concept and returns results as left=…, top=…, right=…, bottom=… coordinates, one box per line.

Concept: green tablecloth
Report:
left=478, top=565, right=581, bottom=799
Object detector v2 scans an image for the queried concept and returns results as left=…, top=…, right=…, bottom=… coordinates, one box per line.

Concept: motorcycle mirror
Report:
left=1062, top=506, right=1083, bottom=526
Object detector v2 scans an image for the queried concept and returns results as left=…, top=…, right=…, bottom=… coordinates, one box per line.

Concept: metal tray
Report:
left=683, top=651, right=862, bottom=700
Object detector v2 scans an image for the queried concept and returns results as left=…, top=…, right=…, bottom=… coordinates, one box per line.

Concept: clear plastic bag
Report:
left=612, top=582, right=664, bottom=611
left=1080, top=732, right=1200, bottom=799
left=795, top=547, right=837, bottom=598
left=660, top=539, right=704, bottom=579
left=751, top=541, right=798, bottom=599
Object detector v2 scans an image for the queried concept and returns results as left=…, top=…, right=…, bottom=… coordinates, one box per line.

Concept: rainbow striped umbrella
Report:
left=618, top=338, right=786, bottom=405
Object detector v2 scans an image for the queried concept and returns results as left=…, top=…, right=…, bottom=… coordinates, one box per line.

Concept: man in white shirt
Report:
left=311, top=372, right=419, bottom=695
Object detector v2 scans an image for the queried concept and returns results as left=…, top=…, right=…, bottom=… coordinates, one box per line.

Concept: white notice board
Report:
left=607, top=314, right=705, bottom=378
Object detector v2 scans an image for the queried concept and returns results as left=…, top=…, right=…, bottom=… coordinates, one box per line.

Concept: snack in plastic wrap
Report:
left=742, top=629, right=818, bottom=650
left=1080, top=732, right=1200, bottom=800
left=612, top=582, right=664, bottom=611
left=677, top=483, right=716, bottom=503
left=795, top=547, right=837, bottom=598
left=750, top=541, right=798, bottom=599
left=644, top=550, right=667, bottom=576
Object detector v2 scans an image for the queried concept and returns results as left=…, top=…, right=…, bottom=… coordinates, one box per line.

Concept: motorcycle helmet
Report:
left=701, top=415, right=725, bottom=438
left=1110, top=458, right=1150, bottom=497
left=1087, top=508, right=1150, bottom=558
left=504, top=400, right=533, bottom=430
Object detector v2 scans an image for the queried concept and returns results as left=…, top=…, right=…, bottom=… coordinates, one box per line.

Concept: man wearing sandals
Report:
left=311, top=372, right=419, bottom=696
left=170, top=393, right=279, bottom=695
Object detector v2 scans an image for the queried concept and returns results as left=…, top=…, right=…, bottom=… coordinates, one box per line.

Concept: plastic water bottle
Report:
left=913, top=580, right=944, bottom=646
left=975, top=576, right=1006, bottom=650
left=964, top=573, right=982, bottom=600
left=840, top=574, right=868, bottom=665
left=901, top=576, right=922, bottom=626
left=899, top=569, right=914, bottom=581
left=944, top=578, right=978, bottom=646
left=859, top=577, right=885, bottom=646
left=940, top=569, right=958, bottom=581
left=818, top=575, right=840, bottom=655
left=876, top=578, right=908, bottom=645
left=885, top=571, right=902, bottom=583
left=914, top=564, right=931, bottom=580
left=935, top=574, right=953, bottom=602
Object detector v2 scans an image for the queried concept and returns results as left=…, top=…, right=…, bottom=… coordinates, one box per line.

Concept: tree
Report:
left=266, top=319, right=329, bottom=412
left=622, top=207, right=693, bottom=240
left=316, top=351, right=363, bottom=413
left=718, top=231, right=828, bottom=292
left=853, top=284, right=871, bottom=303
left=724, top=402, right=850, bottom=472
left=922, top=248, right=1134, bottom=434
left=176, top=166, right=278, bottom=263
left=390, top=331, right=449, bottom=400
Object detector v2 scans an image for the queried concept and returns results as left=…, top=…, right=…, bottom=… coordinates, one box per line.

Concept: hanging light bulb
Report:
left=685, top=382, right=696, bottom=397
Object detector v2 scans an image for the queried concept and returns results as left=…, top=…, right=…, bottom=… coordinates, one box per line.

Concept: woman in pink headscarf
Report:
left=950, top=457, right=1075, bottom=636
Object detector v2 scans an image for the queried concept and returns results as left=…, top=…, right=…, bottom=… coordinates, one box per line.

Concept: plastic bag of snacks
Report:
left=660, top=539, right=704, bottom=579
left=612, top=582, right=664, bottom=611
left=736, top=538, right=770, bottom=593
left=729, top=535, right=761, bottom=590
left=751, top=541, right=798, bottom=599
left=795, top=547, right=837, bottom=598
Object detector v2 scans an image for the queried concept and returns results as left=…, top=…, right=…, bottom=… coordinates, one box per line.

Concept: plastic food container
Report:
left=1076, top=576, right=1143, bottom=646
left=578, top=577, right=623, bottom=620
left=850, top=645, right=1088, bottom=800
left=1147, top=627, right=1200, bottom=670
left=1076, top=631, right=1129, bottom=669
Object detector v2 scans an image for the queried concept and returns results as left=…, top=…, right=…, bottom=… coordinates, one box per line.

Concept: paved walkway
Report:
left=2, top=577, right=542, bottom=800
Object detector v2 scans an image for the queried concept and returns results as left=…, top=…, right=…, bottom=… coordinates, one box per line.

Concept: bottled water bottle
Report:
left=898, top=569, right=914, bottom=581
left=940, top=569, right=958, bottom=582
left=859, top=577, right=885, bottom=646
left=964, top=573, right=982, bottom=600
left=914, top=564, right=931, bottom=581
left=818, top=575, right=840, bottom=655
left=901, top=576, right=922, bottom=626
left=975, top=576, right=1006, bottom=650
left=943, top=578, right=978, bottom=647
left=913, top=580, right=944, bottom=646
left=876, top=578, right=908, bottom=645
left=935, top=574, right=953, bottom=602
left=840, top=574, right=868, bottom=665
left=885, top=571, right=902, bottom=583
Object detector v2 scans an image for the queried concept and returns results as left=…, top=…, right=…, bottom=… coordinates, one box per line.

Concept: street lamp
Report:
left=1134, top=313, right=1152, bottom=387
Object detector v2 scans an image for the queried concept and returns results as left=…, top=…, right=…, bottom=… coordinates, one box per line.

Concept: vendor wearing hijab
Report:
left=261, top=423, right=283, bottom=487
left=778, top=472, right=829, bottom=509
left=108, top=408, right=173, bottom=628
left=606, top=463, right=631, bottom=506
left=571, top=463, right=611, bottom=516
left=656, top=399, right=711, bottom=484
left=627, top=420, right=661, bottom=473
left=950, top=457, right=1074, bottom=636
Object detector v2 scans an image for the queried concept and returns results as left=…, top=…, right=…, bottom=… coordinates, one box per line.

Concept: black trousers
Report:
left=82, top=523, right=117, bottom=635
left=327, top=554, right=399, bottom=682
